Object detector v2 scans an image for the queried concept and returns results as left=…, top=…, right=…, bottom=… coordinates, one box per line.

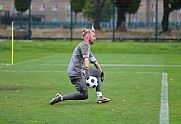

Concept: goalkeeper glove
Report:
left=101, top=71, right=104, bottom=82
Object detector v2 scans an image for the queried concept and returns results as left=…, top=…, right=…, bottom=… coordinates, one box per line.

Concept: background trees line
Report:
left=71, top=0, right=181, bottom=33
left=15, top=0, right=181, bottom=33
left=71, top=0, right=141, bottom=31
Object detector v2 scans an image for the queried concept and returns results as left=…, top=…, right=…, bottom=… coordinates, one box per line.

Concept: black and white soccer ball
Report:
left=86, top=76, right=98, bottom=88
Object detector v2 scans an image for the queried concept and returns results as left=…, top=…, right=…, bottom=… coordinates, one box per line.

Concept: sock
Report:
left=61, top=96, right=63, bottom=101
left=97, top=92, right=102, bottom=97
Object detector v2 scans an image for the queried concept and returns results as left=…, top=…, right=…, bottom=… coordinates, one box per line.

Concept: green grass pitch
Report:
left=0, top=41, right=180, bottom=124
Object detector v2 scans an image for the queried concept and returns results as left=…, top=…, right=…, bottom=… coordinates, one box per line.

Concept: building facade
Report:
left=0, top=0, right=180, bottom=24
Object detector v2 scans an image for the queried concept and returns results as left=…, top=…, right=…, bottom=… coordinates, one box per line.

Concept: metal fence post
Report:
left=28, top=0, right=32, bottom=40
left=112, top=0, right=115, bottom=42
left=155, top=0, right=158, bottom=42
left=70, top=1, right=73, bottom=41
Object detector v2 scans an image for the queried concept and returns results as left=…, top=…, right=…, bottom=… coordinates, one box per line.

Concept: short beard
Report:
left=89, top=40, right=94, bottom=45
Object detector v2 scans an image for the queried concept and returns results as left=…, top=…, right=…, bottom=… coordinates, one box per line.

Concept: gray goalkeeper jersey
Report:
left=67, top=41, right=96, bottom=77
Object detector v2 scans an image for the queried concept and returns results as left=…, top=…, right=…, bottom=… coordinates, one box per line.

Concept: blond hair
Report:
left=82, top=26, right=95, bottom=38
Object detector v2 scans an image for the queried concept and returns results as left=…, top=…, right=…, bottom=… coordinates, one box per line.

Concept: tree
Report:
left=92, top=0, right=105, bottom=30
left=83, top=0, right=94, bottom=22
left=161, top=0, right=181, bottom=33
left=101, top=0, right=113, bottom=22
left=115, top=0, right=141, bottom=31
left=14, top=0, right=31, bottom=28
left=70, top=0, right=86, bottom=22
left=83, top=0, right=112, bottom=30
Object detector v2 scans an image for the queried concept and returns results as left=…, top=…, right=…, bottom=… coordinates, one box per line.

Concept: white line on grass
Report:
left=0, top=70, right=65, bottom=73
left=0, top=54, right=60, bottom=69
left=160, top=73, right=169, bottom=124
left=0, top=70, right=161, bottom=74
left=39, top=63, right=181, bottom=67
left=0, top=63, right=12, bottom=69
left=0, top=40, right=32, bottom=42
left=100, top=64, right=181, bottom=67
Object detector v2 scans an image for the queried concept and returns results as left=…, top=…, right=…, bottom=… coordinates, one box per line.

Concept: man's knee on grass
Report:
left=79, top=90, right=88, bottom=100
left=75, top=84, right=88, bottom=100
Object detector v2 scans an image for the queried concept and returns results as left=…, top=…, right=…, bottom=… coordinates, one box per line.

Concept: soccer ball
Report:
left=86, top=76, right=98, bottom=88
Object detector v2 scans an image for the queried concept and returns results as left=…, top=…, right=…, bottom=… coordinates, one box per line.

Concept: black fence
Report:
left=0, top=0, right=181, bottom=41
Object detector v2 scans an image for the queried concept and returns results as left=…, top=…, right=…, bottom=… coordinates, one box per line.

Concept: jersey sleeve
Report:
left=80, top=42, right=96, bottom=64
left=81, top=42, right=90, bottom=58
left=89, top=51, right=97, bottom=64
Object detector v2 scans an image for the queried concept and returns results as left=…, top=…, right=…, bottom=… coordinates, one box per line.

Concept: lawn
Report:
left=0, top=41, right=180, bottom=124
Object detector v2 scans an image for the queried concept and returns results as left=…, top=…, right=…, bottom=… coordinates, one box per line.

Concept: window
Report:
left=52, top=15, right=58, bottom=22
left=0, top=3, right=3, bottom=10
left=179, top=9, right=181, bottom=14
left=52, top=3, right=58, bottom=11
left=66, top=15, right=71, bottom=22
left=13, top=6, right=17, bottom=13
left=66, top=4, right=71, bottom=22
left=66, top=4, right=71, bottom=13
left=39, top=4, right=45, bottom=11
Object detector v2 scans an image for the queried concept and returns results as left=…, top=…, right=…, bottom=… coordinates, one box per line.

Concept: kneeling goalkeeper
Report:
left=49, top=27, right=110, bottom=105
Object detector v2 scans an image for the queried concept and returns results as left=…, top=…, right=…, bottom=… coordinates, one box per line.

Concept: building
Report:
left=0, top=0, right=180, bottom=24
left=0, top=0, right=72, bottom=23
left=31, top=0, right=71, bottom=22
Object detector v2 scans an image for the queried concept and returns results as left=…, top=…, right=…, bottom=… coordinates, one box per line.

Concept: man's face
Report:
left=89, top=31, right=96, bottom=44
